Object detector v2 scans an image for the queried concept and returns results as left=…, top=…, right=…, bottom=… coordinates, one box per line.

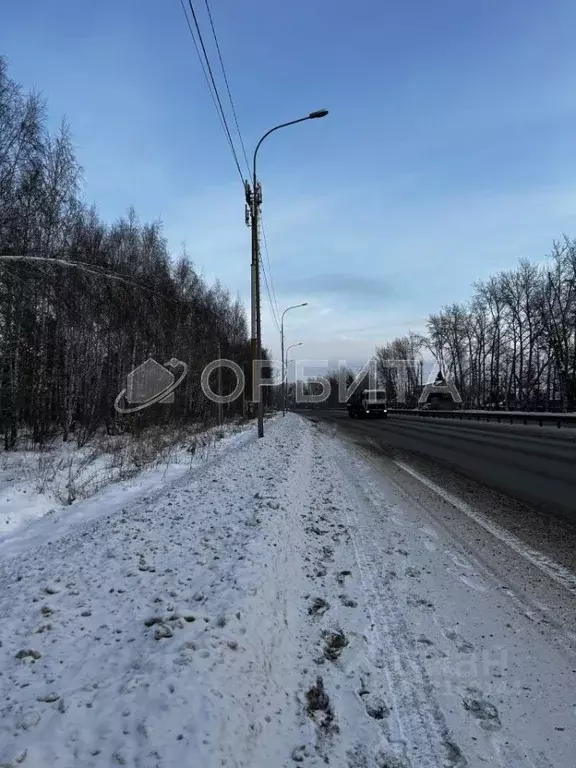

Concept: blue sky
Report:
left=4, top=0, right=576, bottom=372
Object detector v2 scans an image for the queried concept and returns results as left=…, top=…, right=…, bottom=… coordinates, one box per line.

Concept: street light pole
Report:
left=281, top=303, right=308, bottom=416
left=246, top=109, right=328, bottom=438
left=285, top=342, right=303, bottom=413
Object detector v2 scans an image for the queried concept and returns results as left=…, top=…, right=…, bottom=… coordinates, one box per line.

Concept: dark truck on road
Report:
left=346, top=388, right=388, bottom=418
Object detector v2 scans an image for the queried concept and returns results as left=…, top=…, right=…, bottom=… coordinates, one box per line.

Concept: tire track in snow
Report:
left=324, top=438, right=466, bottom=768
left=315, top=423, right=558, bottom=768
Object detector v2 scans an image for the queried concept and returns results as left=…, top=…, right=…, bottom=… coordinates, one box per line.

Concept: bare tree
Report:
left=379, top=238, right=576, bottom=413
left=0, top=59, right=251, bottom=449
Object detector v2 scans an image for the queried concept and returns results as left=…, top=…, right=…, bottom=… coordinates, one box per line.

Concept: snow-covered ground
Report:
left=0, top=422, right=250, bottom=537
left=0, top=414, right=574, bottom=767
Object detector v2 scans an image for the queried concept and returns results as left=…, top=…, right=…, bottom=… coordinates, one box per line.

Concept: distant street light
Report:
left=281, top=304, right=308, bottom=416
left=246, top=109, right=329, bottom=437
left=284, top=342, right=303, bottom=413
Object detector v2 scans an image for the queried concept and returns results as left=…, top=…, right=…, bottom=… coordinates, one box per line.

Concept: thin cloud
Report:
left=282, top=273, right=393, bottom=303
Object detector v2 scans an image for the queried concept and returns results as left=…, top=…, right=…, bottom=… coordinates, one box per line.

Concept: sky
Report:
left=3, top=0, right=576, bottom=375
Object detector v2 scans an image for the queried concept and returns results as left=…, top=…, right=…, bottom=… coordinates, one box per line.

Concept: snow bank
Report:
left=0, top=421, right=251, bottom=539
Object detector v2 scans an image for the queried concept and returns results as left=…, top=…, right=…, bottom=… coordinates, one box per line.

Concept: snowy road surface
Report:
left=0, top=414, right=575, bottom=767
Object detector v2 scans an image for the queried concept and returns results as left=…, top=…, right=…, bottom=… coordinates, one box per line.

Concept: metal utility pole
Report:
left=245, top=109, right=329, bottom=438
left=284, top=341, right=303, bottom=413
left=281, top=303, right=308, bottom=416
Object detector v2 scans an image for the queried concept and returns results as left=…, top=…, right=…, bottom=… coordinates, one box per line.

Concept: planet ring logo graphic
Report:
left=114, top=357, right=188, bottom=414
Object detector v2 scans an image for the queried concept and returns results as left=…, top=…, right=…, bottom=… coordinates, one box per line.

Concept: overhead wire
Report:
left=178, top=0, right=244, bottom=183
left=192, top=0, right=281, bottom=336
left=177, top=0, right=282, bottom=341
left=202, top=0, right=250, bottom=175
left=0, top=255, right=188, bottom=308
left=259, top=216, right=281, bottom=330
left=259, top=249, right=281, bottom=334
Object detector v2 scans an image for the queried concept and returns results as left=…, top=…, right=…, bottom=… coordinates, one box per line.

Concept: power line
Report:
left=202, top=0, right=251, bottom=176
left=0, top=255, right=187, bottom=308
left=259, top=215, right=280, bottom=327
left=178, top=0, right=230, bottom=154
left=193, top=1, right=282, bottom=350
left=260, top=249, right=281, bottom=334
left=201, top=0, right=282, bottom=344
left=256, top=219, right=281, bottom=334
left=178, top=0, right=244, bottom=183
left=260, top=276, right=281, bottom=333
left=184, top=0, right=244, bottom=181
left=178, top=0, right=284, bottom=403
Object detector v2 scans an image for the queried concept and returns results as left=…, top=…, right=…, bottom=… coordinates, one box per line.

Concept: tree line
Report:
left=376, top=239, right=576, bottom=411
left=294, top=241, right=576, bottom=413
left=0, top=57, right=254, bottom=449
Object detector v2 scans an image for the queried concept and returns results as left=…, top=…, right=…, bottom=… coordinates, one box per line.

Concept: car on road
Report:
left=346, top=388, right=388, bottom=418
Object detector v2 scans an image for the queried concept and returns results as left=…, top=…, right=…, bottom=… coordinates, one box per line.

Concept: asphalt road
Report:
left=297, top=408, right=576, bottom=522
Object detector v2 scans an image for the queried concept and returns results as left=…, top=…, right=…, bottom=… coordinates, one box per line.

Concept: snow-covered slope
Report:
left=0, top=414, right=574, bottom=767
left=0, top=422, right=251, bottom=542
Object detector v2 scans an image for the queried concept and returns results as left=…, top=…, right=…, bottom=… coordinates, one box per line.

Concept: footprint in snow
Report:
left=444, top=629, right=475, bottom=653
left=462, top=689, right=501, bottom=731
left=336, top=570, right=352, bottom=586
left=308, top=597, right=329, bottom=616
left=338, top=594, right=358, bottom=608
left=406, top=594, right=434, bottom=611
left=322, top=629, right=348, bottom=661
left=361, top=689, right=389, bottom=720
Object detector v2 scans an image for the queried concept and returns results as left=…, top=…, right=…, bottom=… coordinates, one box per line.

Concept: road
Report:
left=298, top=408, right=576, bottom=521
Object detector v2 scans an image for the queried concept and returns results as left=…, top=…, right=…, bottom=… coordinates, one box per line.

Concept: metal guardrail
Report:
left=387, top=408, right=576, bottom=428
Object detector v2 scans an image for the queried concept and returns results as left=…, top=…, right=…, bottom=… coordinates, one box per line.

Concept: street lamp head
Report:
left=300, top=302, right=308, bottom=307
left=309, top=109, right=329, bottom=119
left=286, top=341, right=303, bottom=355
